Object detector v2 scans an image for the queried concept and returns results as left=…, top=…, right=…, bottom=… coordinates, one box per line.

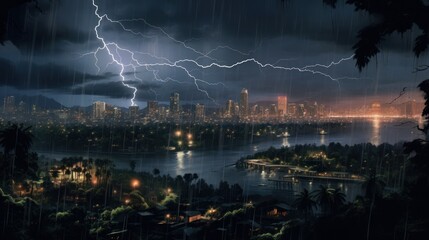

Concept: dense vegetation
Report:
left=239, top=142, right=406, bottom=187
left=21, top=122, right=346, bottom=153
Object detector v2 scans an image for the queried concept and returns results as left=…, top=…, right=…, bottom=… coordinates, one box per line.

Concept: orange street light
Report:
left=131, top=179, right=140, bottom=189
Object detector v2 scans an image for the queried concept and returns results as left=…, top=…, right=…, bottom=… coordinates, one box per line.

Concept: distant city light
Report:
left=131, top=179, right=140, bottom=188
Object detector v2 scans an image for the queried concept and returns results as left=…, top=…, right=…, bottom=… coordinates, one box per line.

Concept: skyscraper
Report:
left=3, top=96, right=15, bottom=113
left=269, top=104, right=277, bottom=116
left=288, top=103, right=297, bottom=117
left=92, top=101, right=106, bottom=120
left=195, top=103, right=205, bottom=122
left=129, top=106, right=140, bottom=119
left=147, top=101, right=159, bottom=117
left=169, top=92, right=180, bottom=115
left=239, top=88, right=249, bottom=117
left=277, top=96, right=288, bottom=116
left=113, top=107, right=121, bottom=120
left=225, top=100, right=234, bottom=117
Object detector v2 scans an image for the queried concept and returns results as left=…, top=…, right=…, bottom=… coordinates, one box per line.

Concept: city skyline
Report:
left=0, top=2, right=428, bottom=240
left=0, top=0, right=426, bottom=108
left=1, top=89, right=423, bottom=126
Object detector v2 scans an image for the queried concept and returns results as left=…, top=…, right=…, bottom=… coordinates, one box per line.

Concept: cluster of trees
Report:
left=294, top=186, right=346, bottom=219
left=240, top=142, right=405, bottom=187
left=25, top=122, right=346, bottom=153
left=0, top=122, right=246, bottom=239
left=252, top=1, right=429, bottom=239
left=0, top=123, right=39, bottom=191
left=49, top=157, right=115, bottom=186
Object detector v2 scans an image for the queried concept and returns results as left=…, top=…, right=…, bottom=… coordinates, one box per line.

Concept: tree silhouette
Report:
left=0, top=0, right=44, bottom=45
left=323, top=0, right=429, bottom=71
left=294, top=188, right=316, bottom=220
left=0, top=123, right=33, bottom=157
left=323, top=1, right=429, bottom=237
left=0, top=123, right=37, bottom=182
left=314, top=185, right=333, bottom=215
left=362, top=173, right=385, bottom=200
left=129, top=160, right=136, bottom=172
left=331, top=188, right=346, bottom=214
left=152, top=168, right=160, bottom=176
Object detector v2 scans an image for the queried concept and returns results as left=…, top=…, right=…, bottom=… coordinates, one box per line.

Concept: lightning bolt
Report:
left=89, top=0, right=358, bottom=106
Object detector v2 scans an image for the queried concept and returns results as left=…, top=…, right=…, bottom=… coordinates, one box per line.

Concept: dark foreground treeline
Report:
left=0, top=120, right=428, bottom=239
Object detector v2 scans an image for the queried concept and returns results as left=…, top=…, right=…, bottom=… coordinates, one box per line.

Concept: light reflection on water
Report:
left=320, top=134, right=326, bottom=145
left=371, top=117, right=380, bottom=145
left=282, top=137, right=290, bottom=147
left=41, top=120, right=423, bottom=201
left=176, top=151, right=185, bottom=173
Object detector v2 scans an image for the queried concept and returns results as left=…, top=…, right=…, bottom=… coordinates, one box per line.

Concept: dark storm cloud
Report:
left=98, top=0, right=365, bottom=48
left=4, top=0, right=95, bottom=53
left=0, top=0, right=423, bottom=107
left=97, top=0, right=417, bottom=55
left=0, top=58, right=115, bottom=90
left=70, top=81, right=161, bottom=100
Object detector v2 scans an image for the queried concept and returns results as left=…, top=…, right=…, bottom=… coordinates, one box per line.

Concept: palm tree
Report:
left=294, top=188, right=316, bottom=220
left=331, top=188, right=346, bottom=214
left=362, top=174, right=385, bottom=240
left=0, top=123, right=33, bottom=157
left=0, top=123, right=35, bottom=181
left=192, top=173, right=199, bottom=183
left=363, top=174, right=385, bottom=200
left=129, top=160, right=136, bottom=172
left=51, top=169, right=59, bottom=182
left=75, top=166, right=82, bottom=183
left=152, top=168, right=160, bottom=176
left=314, top=185, right=333, bottom=216
left=65, top=169, right=71, bottom=180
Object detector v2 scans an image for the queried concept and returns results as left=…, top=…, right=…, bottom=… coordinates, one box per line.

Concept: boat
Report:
left=277, top=131, right=290, bottom=138
left=319, top=129, right=327, bottom=135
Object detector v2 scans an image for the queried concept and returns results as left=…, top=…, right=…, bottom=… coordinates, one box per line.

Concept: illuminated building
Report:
left=240, top=88, right=249, bottom=118
left=370, top=102, right=381, bottom=115
left=18, top=101, right=27, bottom=114
left=92, top=101, right=106, bottom=120
left=287, top=103, right=297, bottom=117
left=113, top=107, right=121, bottom=120
left=195, top=103, right=205, bottom=122
left=169, top=92, right=180, bottom=115
left=3, top=96, right=15, bottom=113
left=147, top=101, right=159, bottom=117
left=129, top=106, right=140, bottom=119
left=269, top=104, right=277, bottom=116
left=277, top=96, right=288, bottom=116
left=225, top=100, right=234, bottom=117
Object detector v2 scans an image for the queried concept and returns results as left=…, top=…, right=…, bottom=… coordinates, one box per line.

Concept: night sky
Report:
left=0, top=0, right=427, bottom=108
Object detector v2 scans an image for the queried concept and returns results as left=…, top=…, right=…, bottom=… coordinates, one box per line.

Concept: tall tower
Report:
left=239, top=88, right=249, bottom=117
left=225, top=100, right=234, bottom=117
left=129, top=106, right=140, bottom=119
left=147, top=101, right=159, bottom=117
left=277, top=96, right=288, bottom=116
left=195, top=103, right=205, bottom=122
left=3, top=96, right=15, bottom=113
left=92, top=101, right=106, bottom=120
left=169, top=92, right=180, bottom=115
